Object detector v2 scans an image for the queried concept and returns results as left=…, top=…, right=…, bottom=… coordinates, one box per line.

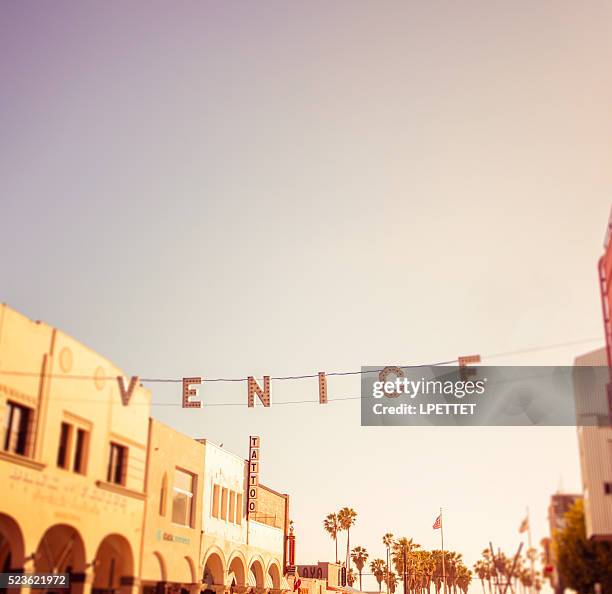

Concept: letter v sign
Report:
left=117, top=376, right=139, bottom=406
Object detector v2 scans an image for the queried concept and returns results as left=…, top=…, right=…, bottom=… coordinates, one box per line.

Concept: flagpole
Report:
left=441, top=508, right=446, bottom=594
left=527, top=507, right=535, bottom=594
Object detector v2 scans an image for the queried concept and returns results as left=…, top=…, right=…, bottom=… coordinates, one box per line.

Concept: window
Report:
left=236, top=493, right=243, bottom=525
left=107, top=442, right=127, bottom=485
left=73, top=428, right=88, bottom=474
left=221, top=487, right=228, bottom=520
left=57, top=422, right=72, bottom=468
left=3, top=402, right=31, bottom=456
left=229, top=491, right=236, bottom=523
left=212, top=484, right=220, bottom=518
left=604, top=482, right=612, bottom=495
left=57, top=421, right=89, bottom=473
left=172, top=469, right=195, bottom=526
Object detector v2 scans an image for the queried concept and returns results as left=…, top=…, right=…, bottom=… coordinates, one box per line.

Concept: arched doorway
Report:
left=228, top=553, right=246, bottom=588
left=35, top=524, right=86, bottom=594
left=0, top=514, right=25, bottom=573
left=92, top=535, right=134, bottom=594
left=248, top=559, right=264, bottom=589
left=267, top=562, right=281, bottom=590
left=141, top=552, right=167, bottom=594
left=0, top=514, right=25, bottom=594
left=202, top=550, right=225, bottom=594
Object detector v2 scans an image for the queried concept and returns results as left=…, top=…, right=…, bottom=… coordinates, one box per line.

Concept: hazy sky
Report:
left=2, top=1, right=612, bottom=588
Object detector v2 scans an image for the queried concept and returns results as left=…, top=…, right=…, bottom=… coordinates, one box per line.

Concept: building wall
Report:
left=201, top=441, right=248, bottom=544
left=296, top=577, right=327, bottom=594
left=141, top=419, right=204, bottom=589
left=252, top=486, right=286, bottom=530
left=0, top=304, right=150, bottom=593
left=296, top=564, right=341, bottom=589
left=0, top=305, right=292, bottom=594
left=574, top=347, right=612, bottom=540
left=199, top=440, right=287, bottom=590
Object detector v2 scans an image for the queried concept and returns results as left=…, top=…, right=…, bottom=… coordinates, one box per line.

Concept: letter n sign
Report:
left=247, top=435, right=260, bottom=515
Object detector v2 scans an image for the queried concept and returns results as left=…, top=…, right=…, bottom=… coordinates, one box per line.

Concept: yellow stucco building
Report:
left=0, top=304, right=291, bottom=594
left=0, top=305, right=149, bottom=594
left=141, top=420, right=204, bottom=594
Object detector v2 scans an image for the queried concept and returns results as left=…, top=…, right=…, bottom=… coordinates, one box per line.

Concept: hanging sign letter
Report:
left=248, top=376, right=270, bottom=407
left=117, top=376, right=139, bottom=406
left=182, top=377, right=203, bottom=408
left=318, top=372, right=328, bottom=404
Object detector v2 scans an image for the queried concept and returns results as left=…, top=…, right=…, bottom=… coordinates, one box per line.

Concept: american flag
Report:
left=433, top=515, right=441, bottom=530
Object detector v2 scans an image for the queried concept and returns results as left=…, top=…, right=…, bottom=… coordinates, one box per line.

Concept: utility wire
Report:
left=0, top=336, right=603, bottom=408
left=0, top=337, right=602, bottom=384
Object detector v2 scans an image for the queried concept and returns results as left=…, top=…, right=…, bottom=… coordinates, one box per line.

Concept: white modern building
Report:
left=574, top=347, right=612, bottom=540
left=198, top=440, right=291, bottom=594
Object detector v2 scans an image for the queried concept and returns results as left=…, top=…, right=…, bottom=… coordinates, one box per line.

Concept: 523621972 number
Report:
left=0, top=573, right=70, bottom=588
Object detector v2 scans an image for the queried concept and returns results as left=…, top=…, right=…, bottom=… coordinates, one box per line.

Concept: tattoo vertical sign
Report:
left=247, top=435, right=260, bottom=516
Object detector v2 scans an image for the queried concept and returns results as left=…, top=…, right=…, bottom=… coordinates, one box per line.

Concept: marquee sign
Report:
left=178, top=375, right=327, bottom=409
left=247, top=435, right=260, bottom=515
left=112, top=360, right=478, bottom=409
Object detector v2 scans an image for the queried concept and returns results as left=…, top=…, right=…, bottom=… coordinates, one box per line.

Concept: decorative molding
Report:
left=95, top=480, right=146, bottom=500
left=0, top=450, right=45, bottom=470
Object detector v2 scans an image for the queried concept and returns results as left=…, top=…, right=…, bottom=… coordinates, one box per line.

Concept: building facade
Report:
left=0, top=304, right=150, bottom=594
left=574, top=347, right=612, bottom=540
left=141, top=420, right=205, bottom=594
left=0, top=304, right=291, bottom=594
left=199, top=441, right=290, bottom=594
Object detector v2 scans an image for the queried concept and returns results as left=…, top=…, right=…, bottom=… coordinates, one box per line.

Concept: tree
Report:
left=385, top=571, right=398, bottom=594
left=370, top=559, right=387, bottom=593
left=347, top=568, right=358, bottom=588
left=324, top=513, right=341, bottom=563
left=473, top=560, right=487, bottom=594
left=445, top=551, right=463, bottom=594
left=392, top=537, right=420, bottom=576
left=339, top=507, right=358, bottom=570
left=456, top=566, right=472, bottom=594
left=430, top=550, right=446, bottom=594
left=553, top=499, right=612, bottom=593
left=351, top=547, right=369, bottom=591
left=383, top=534, right=394, bottom=593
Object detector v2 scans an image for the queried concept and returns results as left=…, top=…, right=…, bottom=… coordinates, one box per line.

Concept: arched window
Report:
left=160, top=473, right=168, bottom=516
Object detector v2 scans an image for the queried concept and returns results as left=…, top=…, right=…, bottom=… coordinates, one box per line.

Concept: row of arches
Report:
left=0, top=513, right=134, bottom=594
left=202, top=548, right=282, bottom=590
left=0, top=514, right=287, bottom=594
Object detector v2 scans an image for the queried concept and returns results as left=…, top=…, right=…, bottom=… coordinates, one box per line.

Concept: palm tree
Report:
left=473, top=560, right=488, bottom=594
left=416, top=550, right=435, bottom=594
left=324, top=513, right=341, bottom=563
left=370, top=559, right=386, bottom=593
left=481, top=549, right=494, bottom=594
left=431, top=550, right=446, bottom=594
left=338, top=507, right=357, bottom=570
left=383, top=534, right=394, bottom=593
left=456, top=565, right=472, bottom=594
left=347, top=568, right=358, bottom=588
left=385, top=570, right=398, bottom=594
left=392, top=537, right=420, bottom=576
left=445, top=551, right=463, bottom=594
left=351, top=546, right=369, bottom=591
